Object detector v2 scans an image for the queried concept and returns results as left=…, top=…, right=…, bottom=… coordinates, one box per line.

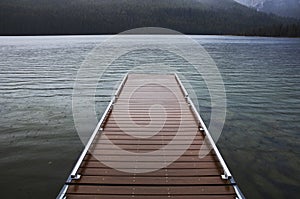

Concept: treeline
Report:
left=248, top=24, right=300, bottom=37
left=0, top=0, right=299, bottom=37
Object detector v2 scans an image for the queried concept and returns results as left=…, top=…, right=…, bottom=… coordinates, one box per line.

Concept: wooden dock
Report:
left=57, top=74, right=244, bottom=199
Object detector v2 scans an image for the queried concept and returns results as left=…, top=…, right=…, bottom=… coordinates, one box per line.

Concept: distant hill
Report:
left=235, top=0, right=300, bottom=19
left=0, top=0, right=299, bottom=36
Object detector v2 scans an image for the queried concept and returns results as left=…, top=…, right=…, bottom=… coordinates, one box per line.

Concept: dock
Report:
left=57, top=74, right=244, bottom=199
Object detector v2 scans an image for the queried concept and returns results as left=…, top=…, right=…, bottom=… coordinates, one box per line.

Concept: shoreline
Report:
left=0, top=33, right=300, bottom=39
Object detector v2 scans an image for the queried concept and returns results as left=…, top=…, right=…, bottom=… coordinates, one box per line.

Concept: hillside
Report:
left=0, top=0, right=299, bottom=36
left=235, top=0, right=300, bottom=19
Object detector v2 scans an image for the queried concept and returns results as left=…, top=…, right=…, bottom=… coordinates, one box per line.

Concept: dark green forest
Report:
left=0, top=0, right=299, bottom=37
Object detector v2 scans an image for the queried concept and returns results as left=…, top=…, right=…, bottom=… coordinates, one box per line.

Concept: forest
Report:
left=0, top=0, right=299, bottom=37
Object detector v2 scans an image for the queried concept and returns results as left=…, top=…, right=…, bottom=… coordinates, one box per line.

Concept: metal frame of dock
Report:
left=57, top=73, right=245, bottom=199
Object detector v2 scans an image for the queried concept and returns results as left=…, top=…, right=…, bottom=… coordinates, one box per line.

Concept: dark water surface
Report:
left=0, top=35, right=299, bottom=198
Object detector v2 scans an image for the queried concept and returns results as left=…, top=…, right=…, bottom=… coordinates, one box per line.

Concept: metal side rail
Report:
left=174, top=73, right=245, bottom=199
left=56, top=74, right=128, bottom=199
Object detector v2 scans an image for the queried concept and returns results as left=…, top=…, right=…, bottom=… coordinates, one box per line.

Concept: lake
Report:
left=0, top=35, right=299, bottom=198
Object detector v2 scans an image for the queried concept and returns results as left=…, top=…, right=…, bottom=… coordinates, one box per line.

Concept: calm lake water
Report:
left=0, top=35, right=299, bottom=199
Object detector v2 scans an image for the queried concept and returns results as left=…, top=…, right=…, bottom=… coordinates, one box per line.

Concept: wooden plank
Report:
left=66, top=194, right=237, bottom=199
left=86, top=150, right=216, bottom=156
left=66, top=185, right=235, bottom=195
left=93, top=143, right=208, bottom=148
left=94, top=134, right=204, bottom=139
left=92, top=140, right=206, bottom=145
left=115, top=99, right=185, bottom=101
left=84, top=154, right=217, bottom=162
left=108, top=116, right=194, bottom=119
left=100, top=131, right=202, bottom=136
left=80, top=161, right=221, bottom=169
left=105, top=121, right=197, bottom=125
left=71, top=176, right=230, bottom=185
left=93, top=149, right=214, bottom=156
left=112, top=109, right=191, bottom=112
left=102, top=128, right=198, bottom=132
left=78, top=168, right=221, bottom=177
left=93, top=142, right=207, bottom=147
left=104, top=124, right=197, bottom=128
left=96, top=134, right=204, bottom=140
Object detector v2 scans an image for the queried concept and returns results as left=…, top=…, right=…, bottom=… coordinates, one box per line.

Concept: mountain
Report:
left=0, top=0, right=299, bottom=36
left=235, top=0, right=300, bottom=19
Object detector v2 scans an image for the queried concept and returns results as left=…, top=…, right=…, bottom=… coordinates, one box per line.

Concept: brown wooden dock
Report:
left=58, top=74, right=244, bottom=199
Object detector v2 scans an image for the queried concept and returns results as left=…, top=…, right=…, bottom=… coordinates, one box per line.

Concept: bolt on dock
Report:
left=57, top=74, right=244, bottom=199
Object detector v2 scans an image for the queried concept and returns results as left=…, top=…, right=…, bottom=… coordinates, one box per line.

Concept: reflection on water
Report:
left=0, top=35, right=299, bottom=198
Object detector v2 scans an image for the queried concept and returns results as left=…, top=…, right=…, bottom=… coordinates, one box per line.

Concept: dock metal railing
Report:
left=57, top=73, right=128, bottom=199
left=174, top=73, right=245, bottom=199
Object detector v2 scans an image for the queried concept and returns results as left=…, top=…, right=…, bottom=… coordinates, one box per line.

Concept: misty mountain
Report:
left=0, top=0, right=299, bottom=36
left=235, top=0, right=300, bottom=19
